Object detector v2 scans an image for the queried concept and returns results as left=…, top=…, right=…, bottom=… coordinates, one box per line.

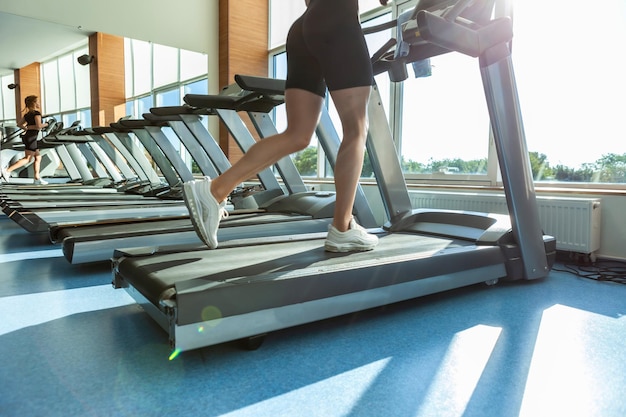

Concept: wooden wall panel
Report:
left=218, top=0, right=268, bottom=161
left=89, top=33, right=126, bottom=127
left=13, top=63, right=42, bottom=118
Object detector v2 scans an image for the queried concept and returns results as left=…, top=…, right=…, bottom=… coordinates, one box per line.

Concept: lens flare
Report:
left=168, top=348, right=182, bottom=361
left=201, top=305, right=223, bottom=327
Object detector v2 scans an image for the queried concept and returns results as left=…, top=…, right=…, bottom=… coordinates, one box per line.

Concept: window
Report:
left=136, top=95, right=153, bottom=117
left=42, top=60, right=60, bottom=114
left=180, top=50, right=209, bottom=82
left=269, top=0, right=626, bottom=188
left=57, top=53, right=77, bottom=112
left=184, top=78, right=208, bottom=96
left=399, top=53, right=490, bottom=180
left=124, top=38, right=209, bottom=173
left=153, top=44, right=179, bottom=88
left=63, top=112, right=78, bottom=127
left=126, top=39, right=152, bottom=97
left=379, top=0, right=494, bottom=184
left=0, top=73, right=17, bottom=126
left=125, top=38, right=208, bottom=99
left=269, top=0, right=384, bottom=48
left=512, top=0, right=626, bottom=185
left=269, top=0, right=306, bottom=49
left=40, top=45, right=91, bottom=129
left=269, top=4, right=393, bottom=179
left=155, top=88, right=180, bottom=108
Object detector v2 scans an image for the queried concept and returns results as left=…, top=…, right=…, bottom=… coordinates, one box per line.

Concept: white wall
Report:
left=563, top=192, right=626, bottom=261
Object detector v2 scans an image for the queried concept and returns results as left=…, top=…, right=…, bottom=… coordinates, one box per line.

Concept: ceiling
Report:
left=0, top=0, right=216, bottom=79
left=0, top=12, right=93, bottom=76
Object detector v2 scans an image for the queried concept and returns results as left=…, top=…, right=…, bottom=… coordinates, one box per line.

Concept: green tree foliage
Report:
left=292, top=146, right=318, bottom=177
left=528, top=152, right=554, bottom=180
left=291, top=146, right=626, bottom=184
left=401, top=156, right=426, bottom=174
left=553, top=164, right=595, bottom=182
left=292, top=148, right=376, bottom=178
left=595, top=153, right=626, bottom=183
left=551, top=155, right=626, bottom=183
left=400, top=157, right=487, bottom=174
left=362, top=150, right=374, bottom=177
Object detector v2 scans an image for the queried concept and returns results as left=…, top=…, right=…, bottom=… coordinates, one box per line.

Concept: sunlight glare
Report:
left=216, top=357, right=392, bottom=417
left=414, top=324, right=502, bottom=417
left=0, top=249, right=62, bottom=263
left=0, top=284, right=135, bottom=336
left=519, top=304, right=626, bottom=417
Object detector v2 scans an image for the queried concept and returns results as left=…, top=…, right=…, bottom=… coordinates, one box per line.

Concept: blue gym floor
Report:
left=1, top=213, right=625, bottom=417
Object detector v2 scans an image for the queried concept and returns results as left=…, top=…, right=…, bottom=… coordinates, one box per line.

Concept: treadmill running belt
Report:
left=115, top=232, right=505, bottom=326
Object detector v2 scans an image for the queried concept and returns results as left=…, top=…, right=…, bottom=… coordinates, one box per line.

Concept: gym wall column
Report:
left=218, top=0, right=268, bottom=162
left=13, top=63, right=42, bottom=118
left=88, top=33, right=125, bottom=127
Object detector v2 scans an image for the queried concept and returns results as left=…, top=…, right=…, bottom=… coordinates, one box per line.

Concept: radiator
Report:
left=410, top=191, right=601, bottom=254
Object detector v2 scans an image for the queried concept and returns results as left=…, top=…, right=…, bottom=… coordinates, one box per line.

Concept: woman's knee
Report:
left=342, top=120, right=368, bottom=143
left=282, top=129, right=313, bottom=152
left=293, top=135, right=313, bottom=151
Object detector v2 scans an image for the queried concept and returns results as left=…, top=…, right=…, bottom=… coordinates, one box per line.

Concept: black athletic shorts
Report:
left=21, top=131, right=39, bottom=152
left=285, top=0, right=373, bottom=97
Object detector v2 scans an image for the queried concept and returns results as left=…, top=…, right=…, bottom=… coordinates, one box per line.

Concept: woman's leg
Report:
left=33, top=150, right=42, bottom=180
left=6, top=150, right=35, bottom=173
left=323, top=85, right=378, bottom=252
left=183, top=88, right=324, bottom=248
left=210, top=88, right=324, bottom=202
left=328, top=85, right=371, bottom=232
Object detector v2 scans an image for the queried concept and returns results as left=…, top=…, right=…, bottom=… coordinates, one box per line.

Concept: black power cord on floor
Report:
left=553, top=253, right=626, bottom=285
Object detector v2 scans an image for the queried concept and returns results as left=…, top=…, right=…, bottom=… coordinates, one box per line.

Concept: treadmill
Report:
left=1, top=128, right=165, bottom=200
left=0, top=122, right=131, bottom=207
left=1, top=123, right=192, bottom=233
left=0, top=119, right=80, bottom=186
left=112, top=0, right=556, bottom=353
left=51, top=77, right=377, bottom=264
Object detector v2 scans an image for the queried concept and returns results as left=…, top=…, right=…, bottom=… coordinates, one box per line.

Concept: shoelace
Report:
left=219, top=205, right=229, bottom=220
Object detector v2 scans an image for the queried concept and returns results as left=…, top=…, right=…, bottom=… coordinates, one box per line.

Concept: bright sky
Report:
left=512, top=0, right=626, bottom=168
left=397, top=0, right=626, bottom=168
left=272, top=0, right=626, bottom=169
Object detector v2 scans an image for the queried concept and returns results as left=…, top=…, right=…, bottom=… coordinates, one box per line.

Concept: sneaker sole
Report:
left=324, top=241, right=377, bottom=253
left=182, top=182, right=216, bottom=249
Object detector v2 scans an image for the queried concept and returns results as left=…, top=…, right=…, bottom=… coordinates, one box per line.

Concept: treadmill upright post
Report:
left=63, top=142, right=96, bottom=181
left=77, top=141, right=109, bottom=179
left=480, top=43, right=549, bottom=280
left=214, top=108, right=284, bottom=192
left=48, top=144, right=83, bottom=181
left=366, top=84, right=413, bottom=224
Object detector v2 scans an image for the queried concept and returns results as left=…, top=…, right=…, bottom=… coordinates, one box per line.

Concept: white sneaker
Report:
left=182, top=177, right=228, bottom=249
left=34, top=178, right=48, bottom=185
left=324, top=218, right=379, bottom=253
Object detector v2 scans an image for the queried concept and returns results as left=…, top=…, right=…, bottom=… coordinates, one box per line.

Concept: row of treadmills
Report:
left=0, top=0, right=556, bottom=353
